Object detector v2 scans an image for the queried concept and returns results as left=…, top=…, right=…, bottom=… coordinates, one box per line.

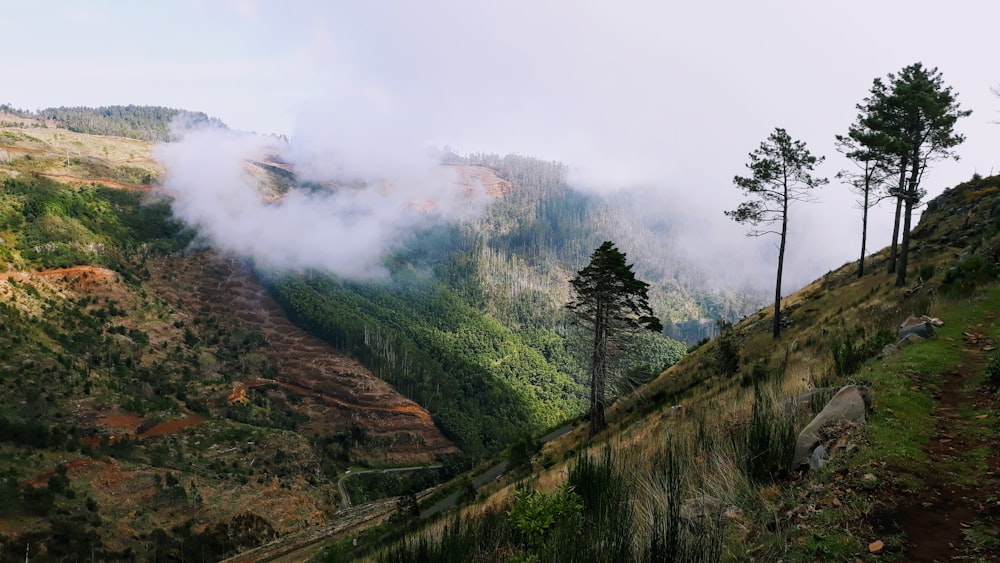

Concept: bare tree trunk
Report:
left=896, top=196, right=914, bottom=287
left=887, top=164, right=906, bottom=274
left=773, top=193, right=788, bottom=339
left=589, top=305, right=608, bottom=436
left=896, top=154, right=921, bottom=287
left=859, top=174, right=870, bottom=279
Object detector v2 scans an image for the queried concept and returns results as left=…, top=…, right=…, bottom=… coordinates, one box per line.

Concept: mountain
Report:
left=1, top=104, right=226, bottom=142
left=340, top=173, right=1000, bottom=562
left=0, top=116, right=762, bottom=561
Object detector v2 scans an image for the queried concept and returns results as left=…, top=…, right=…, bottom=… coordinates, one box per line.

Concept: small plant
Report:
left=508, top=484, right=582, bottom=558
left=741, top=359, right=772, bottom=388
left=830, top=325, right=894, bottom=378
left=714, top=320, right=740, bottom=377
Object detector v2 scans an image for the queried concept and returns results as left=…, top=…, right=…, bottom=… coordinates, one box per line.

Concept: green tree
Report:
left=859, top=63, right=970, bottom=285
left=836, top=103, right=896, bottom=278
left=726, top=128, right=827, bottom=338
left=567, top=241, right=662, bottom=436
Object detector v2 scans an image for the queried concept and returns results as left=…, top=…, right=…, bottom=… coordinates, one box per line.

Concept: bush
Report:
left=942, top=255, right=999, bottom=295
left=713, top=321, right=740, bottom=377
left=830, top=326, right=894, bottom=378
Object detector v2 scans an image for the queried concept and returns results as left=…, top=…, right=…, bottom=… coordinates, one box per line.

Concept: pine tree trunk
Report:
left=896, top=196, right=914, bottom=287
left=773, top=192, right=788, bottom=339
left=590, top=304, right=608, bottom=436
left=859, top=176, right=870, bottom=279
left=887, top=165, right=906, bottom=274
left=896, top=154, right=921, bottom=287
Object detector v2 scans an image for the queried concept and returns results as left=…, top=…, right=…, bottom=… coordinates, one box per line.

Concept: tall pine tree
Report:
left=568, top=241, right=662, bottom=436
left=727, top=128, right=827, bottom=338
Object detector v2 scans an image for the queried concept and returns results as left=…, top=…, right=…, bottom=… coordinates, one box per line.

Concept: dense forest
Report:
left=0, top=104, right=226, bottom=141
left=267, top=153, right=745, bottom=458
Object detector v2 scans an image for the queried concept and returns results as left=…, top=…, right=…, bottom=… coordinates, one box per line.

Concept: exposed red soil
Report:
left=409, top=165, right=512, bottom=213
left=36, top=265, right=120, bottom=288
left=35, top=171, right=150, bottom=191
left=453, top=165, right=514, bottom=197
left=138, top=414, right=205, bottom=439
left=24, top=458, right=116, bottom=488
left=79, top=413, right=205, bottom=447
left=0, top=144, right=41, bottom=153
left=97, top=411, right=143, bottom=430
left=897, top=327, right=1000, bottom=561
left=145, top=252, right=457, bottom=464
left=1, top=265, right=120, bottom=289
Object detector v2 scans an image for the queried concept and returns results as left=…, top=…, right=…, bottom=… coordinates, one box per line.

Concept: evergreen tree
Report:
left=859, top=63, right=970, bottom=285
left=567, top=241, right=662, bottom=436
left=835, top=107, right=895, bottom=278
left=726, top=128, right=827, bottom=338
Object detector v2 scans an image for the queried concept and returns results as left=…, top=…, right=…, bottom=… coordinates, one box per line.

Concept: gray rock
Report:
left=808, top=444, right=828, bottom=470
left=794, top=385, right=870, bottom=468
left=898, top=316, right=936, bottom=340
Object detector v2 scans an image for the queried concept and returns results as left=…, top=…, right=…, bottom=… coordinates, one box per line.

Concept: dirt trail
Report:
left=900, top=326, right=1000, bottom=561
left=35, top=172, right=150, bottom=191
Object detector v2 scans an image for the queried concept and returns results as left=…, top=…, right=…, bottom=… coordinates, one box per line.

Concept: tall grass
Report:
left=375, top=442, right=724, bottom=562
left=729, top=384, right=797, bottom=485
left=829, top=325, right=894, bottom=378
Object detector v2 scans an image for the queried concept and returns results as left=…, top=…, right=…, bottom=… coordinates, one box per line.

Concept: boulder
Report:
left=793, top=385, right=870, bottom=468
left=879, top=332, right=928, bottom=358
left=898, top=316, right=937, bottom=340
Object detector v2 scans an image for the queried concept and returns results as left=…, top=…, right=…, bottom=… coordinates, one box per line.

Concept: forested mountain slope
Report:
left=264, top=152, right=759, bottom=457
left=1, top=104, right=225, bottom=142
left=348, top=173, right=1000, bottom=562
left=0, top=119, right=761, bottom=561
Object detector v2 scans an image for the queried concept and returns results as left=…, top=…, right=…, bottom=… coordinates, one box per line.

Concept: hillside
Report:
left=326, top=174, right=1000, bottom=562
left=1, top=105, right=225, bottom=142
left=0, top=127, right=457, bottom=561
left=0, top=121, right=762, bottom=561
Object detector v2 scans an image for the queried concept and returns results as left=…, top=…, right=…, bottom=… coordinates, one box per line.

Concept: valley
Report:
left=4, top=104, right=996, bottom=563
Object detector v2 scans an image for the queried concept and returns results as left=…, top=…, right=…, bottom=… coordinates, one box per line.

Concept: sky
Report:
left=2, top=0, right=998, bottom=292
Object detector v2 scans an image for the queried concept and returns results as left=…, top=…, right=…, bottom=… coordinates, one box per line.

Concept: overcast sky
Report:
left=2, top=1, right=998, bottom=291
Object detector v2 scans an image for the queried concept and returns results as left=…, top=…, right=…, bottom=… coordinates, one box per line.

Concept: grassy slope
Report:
left=343, top=174, right=1000, bottom=562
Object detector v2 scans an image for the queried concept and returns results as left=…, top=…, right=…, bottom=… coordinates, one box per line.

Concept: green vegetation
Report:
left=568, top=241, right=662, bottom=436
left=726, top=127, right=828, bottom=338
left=829, top=324, right=894, bottom=378
left=369, top=175, right=1000, bottom=561
left=0, top=175, right=191, bottom=271
left=371, top=446, right=722, bottom=563
left=270, top=274, right=586, bottom=457
left=2, top=104, right=226, bottom=141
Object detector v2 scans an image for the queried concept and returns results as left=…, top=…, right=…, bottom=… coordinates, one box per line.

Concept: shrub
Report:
left=830, top=325, right=894, bottom=378
left=941, top=255, right=999, bottom=295
left=713, top=321, right=740, bottom=377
